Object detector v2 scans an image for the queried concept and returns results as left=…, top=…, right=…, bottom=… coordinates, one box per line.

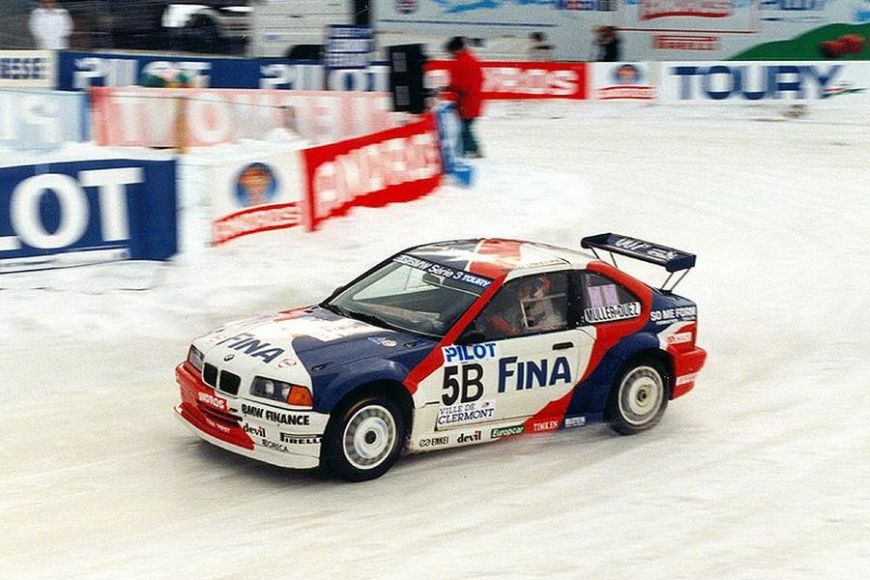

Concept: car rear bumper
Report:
left=175, top=362, right=325, bottom=470
left=671, top=346, right=707, bottom=399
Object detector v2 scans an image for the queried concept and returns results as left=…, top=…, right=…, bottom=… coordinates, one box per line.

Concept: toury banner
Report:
left=301, top=114, right=443, bottom=231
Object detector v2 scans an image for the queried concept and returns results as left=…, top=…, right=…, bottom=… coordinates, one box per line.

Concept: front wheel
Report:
left=323, top=395, right=405, bottom=482
left=607, top=360, right=669, bottom=435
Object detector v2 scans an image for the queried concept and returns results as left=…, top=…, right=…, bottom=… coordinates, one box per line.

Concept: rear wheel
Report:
left=323, top=395, right=405, bottom=482
left=607, top=360, right=669, bottom=435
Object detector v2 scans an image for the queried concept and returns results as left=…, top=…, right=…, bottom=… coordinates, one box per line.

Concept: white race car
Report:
left=175, top=235, right=707, bottom=481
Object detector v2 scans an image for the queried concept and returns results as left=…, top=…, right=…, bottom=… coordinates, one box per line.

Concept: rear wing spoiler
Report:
left=580, top=233, right=696, bottom=291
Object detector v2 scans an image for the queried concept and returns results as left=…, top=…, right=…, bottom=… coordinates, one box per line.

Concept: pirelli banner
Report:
left=425, top=61, right=588, bottom=100
left=90, top=87, right=401, bottom=148
left=0, top=51, right=56, bottom=89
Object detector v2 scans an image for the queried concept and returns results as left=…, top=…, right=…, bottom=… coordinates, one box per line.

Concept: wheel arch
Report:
left=326, top=379, right=415, bottom=437
left=619, top=347, right=675, bottom=398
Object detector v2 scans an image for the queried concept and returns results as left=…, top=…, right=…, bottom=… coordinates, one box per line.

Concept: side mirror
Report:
left=456, top=329, right=486, bottom=346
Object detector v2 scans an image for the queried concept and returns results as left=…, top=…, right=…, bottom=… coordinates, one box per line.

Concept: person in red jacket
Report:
left=445, top=36, right=484, bottom=158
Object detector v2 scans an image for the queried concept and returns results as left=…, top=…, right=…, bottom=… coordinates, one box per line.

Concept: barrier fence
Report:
left=3, top=49, right=870, bottom=274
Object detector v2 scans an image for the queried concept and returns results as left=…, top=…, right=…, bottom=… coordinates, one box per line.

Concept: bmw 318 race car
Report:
left=175, top=234, right=707, bottom=481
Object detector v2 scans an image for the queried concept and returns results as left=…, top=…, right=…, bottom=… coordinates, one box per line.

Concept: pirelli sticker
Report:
left=584, top=301, right=641, bottom=323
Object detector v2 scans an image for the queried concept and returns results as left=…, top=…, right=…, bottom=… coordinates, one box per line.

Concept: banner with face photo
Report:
left=208, top=151, right=307, bottom=245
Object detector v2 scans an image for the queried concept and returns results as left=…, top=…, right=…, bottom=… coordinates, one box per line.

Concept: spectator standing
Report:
left=29, top=0, right=73, bottom=50
left=594, top=26, right=622, bottom=62
left=444, top=36, right=484, bottom=159
left=528, top=32, right=554, bottom=61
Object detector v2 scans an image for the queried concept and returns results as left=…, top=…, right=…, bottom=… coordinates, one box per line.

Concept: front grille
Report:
left=203, top=363, right=218, bottom=387
left=200, top=405, right=241, bottom=426
left=219, top=371, right=241, bottom=395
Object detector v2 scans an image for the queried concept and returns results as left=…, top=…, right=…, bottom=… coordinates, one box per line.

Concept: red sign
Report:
left=302, top=114, right=442, bottom=231
left=426, top=61, right=588, bottom=101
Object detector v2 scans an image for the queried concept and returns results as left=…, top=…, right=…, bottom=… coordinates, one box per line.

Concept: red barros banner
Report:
left=425, top=61, right=588, bottom=100
left=301, top=114, right=443, bottom=231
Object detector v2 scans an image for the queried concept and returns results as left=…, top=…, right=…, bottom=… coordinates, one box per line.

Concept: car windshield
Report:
left=324, top=254, right=493, bottom=338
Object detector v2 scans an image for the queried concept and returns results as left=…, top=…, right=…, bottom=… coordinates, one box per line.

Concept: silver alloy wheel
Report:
left=618, top=365, right=664, bottom=426
left=342, top=405, right=397, bottom=470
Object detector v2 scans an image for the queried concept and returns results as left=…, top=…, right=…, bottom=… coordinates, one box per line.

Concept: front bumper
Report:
left=175, top=362, right=328, bottom=470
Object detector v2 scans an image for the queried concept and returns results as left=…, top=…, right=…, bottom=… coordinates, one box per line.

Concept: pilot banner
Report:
left=0, top=158, right=177, bottom=274
left=58, top=51, right=390, bottom=92
left=0, top=89, right=89, bottom=150
left=302, top=114, right=443, bottom=231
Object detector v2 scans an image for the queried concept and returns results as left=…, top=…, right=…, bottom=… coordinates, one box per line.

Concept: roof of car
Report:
left=406, top=238, right=595, bottom=280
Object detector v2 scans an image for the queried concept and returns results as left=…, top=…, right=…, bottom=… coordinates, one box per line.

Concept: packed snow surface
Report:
left=1, top=103, right=868, bottom=579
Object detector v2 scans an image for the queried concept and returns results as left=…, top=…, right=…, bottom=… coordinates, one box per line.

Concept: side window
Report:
left=578, top=272, right=642, bottom=324
left=470, top=273, right=569, bottom=341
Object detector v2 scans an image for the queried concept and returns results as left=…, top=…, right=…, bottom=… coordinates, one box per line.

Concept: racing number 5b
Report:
left=442, top=364, right=484, bottom=405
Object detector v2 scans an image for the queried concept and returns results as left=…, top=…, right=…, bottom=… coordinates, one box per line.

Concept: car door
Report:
left=436, top=271, right=594, bottom=430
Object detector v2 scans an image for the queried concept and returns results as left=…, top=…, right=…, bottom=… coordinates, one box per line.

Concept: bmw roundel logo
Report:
left=224, top=354, right=235, bottom=362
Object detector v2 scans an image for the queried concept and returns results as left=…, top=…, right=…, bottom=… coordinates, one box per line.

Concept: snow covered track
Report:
left=2, top=104, right=869, bottom=578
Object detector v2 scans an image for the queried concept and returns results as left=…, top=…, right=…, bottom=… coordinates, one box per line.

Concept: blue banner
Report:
left=434, top=102, right=474, bottom=187
left=0, top=90, right=88, bottom=150
left=0, top=158, right=177, bottom=274
left=57, top=51, right=391, bottom=92
left=58, top=51, right=261, bottom=91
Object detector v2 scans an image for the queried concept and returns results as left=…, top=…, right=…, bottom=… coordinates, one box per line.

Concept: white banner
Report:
left=0, top=51, right=56, bottom=89
left=658, top=61, right=870, bottom=104
left=0, top=90, right=87, bottom=150
left=208, top=149, right=306, bottom=245
left=590, top=62, right=658, bottom=101
left=91, top=87, right=403, bottom=147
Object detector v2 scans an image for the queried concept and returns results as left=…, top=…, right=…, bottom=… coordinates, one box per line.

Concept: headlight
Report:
left=187, top=345, right=204, bottom=372
left=251, top=377, right=313, bottom=408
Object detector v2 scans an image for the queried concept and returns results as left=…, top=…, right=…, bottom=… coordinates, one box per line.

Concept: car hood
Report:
left=192, top=306, right=437, bottom=386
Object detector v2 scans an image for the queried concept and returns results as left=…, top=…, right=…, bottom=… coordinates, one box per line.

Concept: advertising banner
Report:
left=302, top=114, right=443, bottom=231
left=373, top=0, right=868, bottom=62
left=426, top=61, right=588, bottom=100
left=0, top=50, right=56, bottom=89
left=58, top=51, right=391, bottom=92
left=618, top=0, right=758, bottom=33
left=590, top=62, right=657, bottom=100
left=658, top=60, right=869, bottom=103
left=90, top=87, right=399, bottom=148
left=0, top=90, right=88, bottom=150
left=210, top=151, right=306, bottom=246
left=0, top=158, right=177, bottom=274
left=325, top=25, right=374, bottom=71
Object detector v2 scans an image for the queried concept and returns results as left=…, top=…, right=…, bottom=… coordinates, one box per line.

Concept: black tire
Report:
left=323, top=395, right=405, bottom=482
left=606, top=358, right=669, bottom=435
